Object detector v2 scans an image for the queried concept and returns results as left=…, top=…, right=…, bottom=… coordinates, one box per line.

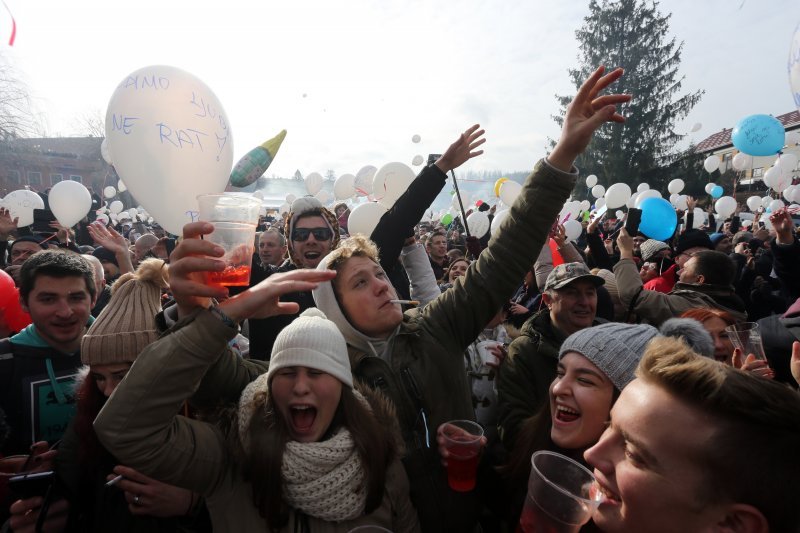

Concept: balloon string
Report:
left=2, top=1, right=15, bottom=46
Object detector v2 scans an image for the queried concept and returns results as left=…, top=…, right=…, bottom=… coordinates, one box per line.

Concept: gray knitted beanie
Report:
left=559, top=322, right=659, bottom=390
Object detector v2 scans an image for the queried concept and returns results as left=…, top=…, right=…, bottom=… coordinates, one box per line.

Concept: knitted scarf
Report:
left=281, top=426, right=366, bottom=522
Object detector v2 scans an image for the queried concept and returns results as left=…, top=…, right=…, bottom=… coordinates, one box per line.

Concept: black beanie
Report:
left=675, top=229, right=712, bottom=255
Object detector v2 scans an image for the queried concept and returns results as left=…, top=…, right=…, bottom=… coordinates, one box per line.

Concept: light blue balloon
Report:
left=711, top=185, right=723, bottom=198
left=638, top=197, right=677, bottom=241
left=731, top=114, right=785, bottom=156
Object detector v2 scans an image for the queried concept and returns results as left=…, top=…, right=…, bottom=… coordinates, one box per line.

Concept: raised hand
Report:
left=732, top=348, right=774, bottom=379
left=168, top=222, right=229, bottom=318
left=435, top=124, right=486, bottom=173
left=88, top=222, right=128, bottom=255
left=616, top=227, right=635, bottom=259
left=0, top=207, right=19, bottom=239
left=549, top=66, right=631, bottom=172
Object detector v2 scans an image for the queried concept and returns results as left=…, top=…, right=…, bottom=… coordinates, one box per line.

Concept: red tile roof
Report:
left=696, top=110, right=800, bottom=153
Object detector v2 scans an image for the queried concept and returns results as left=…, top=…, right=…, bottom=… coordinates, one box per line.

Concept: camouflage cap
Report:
left=544, top=262, right=605, bottom=292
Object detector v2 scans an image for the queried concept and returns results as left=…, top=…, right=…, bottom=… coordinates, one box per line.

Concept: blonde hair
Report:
left=325, top=235, right=380, bottom=273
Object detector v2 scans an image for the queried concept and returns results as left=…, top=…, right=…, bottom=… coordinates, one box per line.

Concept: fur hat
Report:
left=559, top=323, right=659, bottom=390
left=80, top=259, right=168, bottom=365
left=283, top=197, right=340, bottom=267
left=659, top=318, right=715, bottom=358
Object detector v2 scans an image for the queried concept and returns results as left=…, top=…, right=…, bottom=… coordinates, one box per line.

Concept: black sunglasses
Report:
left=292, top=227, right=333, bottom=242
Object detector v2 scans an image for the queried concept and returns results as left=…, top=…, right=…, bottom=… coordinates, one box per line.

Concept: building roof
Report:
left=695, top=110, right=800, bottom=154
left=7, top=137, right=102, bottom=159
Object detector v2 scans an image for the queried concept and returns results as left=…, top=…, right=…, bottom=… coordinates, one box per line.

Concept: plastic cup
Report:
left=518, top=451, right=602, bottom=533
left=441, top=419, right=483, bottom=492
left=476, top=340, right=502, bottom=366
left=725, top=322, right=766, bottom=361
left=197, top=194, right=261, bottom=287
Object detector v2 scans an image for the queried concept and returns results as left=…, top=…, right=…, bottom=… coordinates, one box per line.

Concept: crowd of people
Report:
left=1, top=66, right=800, bottom=532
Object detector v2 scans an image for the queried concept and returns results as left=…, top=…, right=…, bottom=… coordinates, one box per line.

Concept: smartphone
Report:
left=625, top=208, right=642, bottom=235
left=8, top=471, right=55, bottom=499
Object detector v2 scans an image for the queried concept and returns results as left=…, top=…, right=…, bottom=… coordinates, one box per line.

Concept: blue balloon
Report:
left=731, top=114, right=785, bottom=156
left=638, top=197, right=677, bottom=241
left=711, top=185, right=723, bottom=198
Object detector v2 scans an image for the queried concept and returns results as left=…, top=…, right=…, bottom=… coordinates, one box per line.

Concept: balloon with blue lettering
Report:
left=230, top=130, right=287, bottom=187
left=731, top=114, right=785, bottom=156
left=711, top=185, right=723, bottom=198
left=638, top=197, right=677, bottom=241
left=105, top=65, right=234, bottom=235
left=790, top=21, right=800, bottom=111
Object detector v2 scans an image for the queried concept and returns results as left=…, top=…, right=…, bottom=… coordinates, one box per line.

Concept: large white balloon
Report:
left=778, top=153, right=798, bottom=173
left=784, top=185, right=796, bottom=202
left=374, top=162, right=416, bottom=208
left=714, top=196, right=737, bottom=218
left=746, top=196, right=762, bottom=212
left=763, top=165, right=781, bottom=189
left=761, top=196, right=773, bottom=209
left=634, top=189, right=662, bottom=208
left=703, top=155, right=720, bottom=173
left=674, top=194, right=688, bottom=211
left=1, top=190, right=44, bottom=227
left=637, top=183, right=650, bottom=193
left=667, top=179, right=685, bottom=194
left=591, top=184, right=606, bottom=199
left=773, top=172, right=793, bottom=193
left=315, top=189, right=333, bottom=205
left=732, top=152, right=752, bottom=171
left=490, top=208, right=510, bottom=235
left=595, top=198, right=606, bottom=210
left=103, top=186, right=116, bottom=199
left=347, top=202, right=388, bottom=236
left=499, top=181, right=523, bottom=206
left=305, top=172, right=324, bottom=195
left=49, top=181, right=92, bottom=228
left=109, top=200, right=124, bottom=214
left=466, top=211, right=490, bottom=238
left=585, top=174, right=598, bottom=188
left=354, top=165, right=377, bottom=196
left=686, top=207, right=705, bottom=229
left=605, top=183, right=632, bottom=209
left=333, top=173, right=356, bottom=200
left=768, top=199, right=785, bottom=213
left=563, top=219, right=583, bottom=243
left=105, top=65, right=233, bottom=235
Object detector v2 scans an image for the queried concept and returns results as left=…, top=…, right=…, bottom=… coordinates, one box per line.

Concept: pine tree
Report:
left=552, top=0, right=703, bottom=192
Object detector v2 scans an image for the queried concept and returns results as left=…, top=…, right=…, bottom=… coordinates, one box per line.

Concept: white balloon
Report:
left=746, top=196, right=762, bottom=211
left=784, top=185, right=796, bottom=202
left=315, top=190, right=333, bottom=205
left=786, top=131, right=800, bottom=146
left=741, top=219, right=753, bottom=228
left=49, top=181, right=92, bottom=228
left=109, top=200, right=124, bottom=214
left=348, top=202, right=388, bottom=236
left=103, top=186, right=116, bottom=199
left=105, top=65, right=233, bottom=236
left=117, top=179, right=127, bottom=193
left=690, top=122, right=702, bottom=133
left=732, top=152, right=752, bottom=171
left=96, top=214, right=110, bottom=224
left=563, top=219, right=583, bottom=243
left=305, top=172, right=324, bottom=195
left=615, top=210, right=625, bottom=220
left=793, top=188, right=800, bottom=203
left=761, top=196, right=773, bottom=209
left=491, top=208, right=510, bottom=235
left=667, top=179, right=685, bottom=194
left=779, top=153, right=799, bottom=173
left=705, top=182, right=716, bottom=194
left=372, top=162, right=415, bottom=208
left=686, top=207, right=705, bottom=229
left=127, top=208, right=139, bottom=219
left=559, top=200, right=582, bottom=221
left=763, top=165, right=781, bottom=189
left=585, top=174, right=598, bottom=188
left=285, top=194, right=297, bottom=204
left=605, top=183, right=632, bottom=209
left=354, top=165, right=377, bottom=196
left=595, top=198, right=606, bottom=210
left=768, top=199, right=785, bottom=213
left=703, top=155, right=720, bottom=173
left=411, top=134, right=421, bottom=144
left=278, top=202, right=290, bottom=215
left=1, top=190, right=44, bottom=227
left=634, top=189, right=662, bottom=208
left=637, top=183, right=650, bottom=193
left=591, top=184, right=606, bottom=199
left=466, top=211, right=491, bottom=238
left=674, top=194, right=688, bottom=211
left=412, top=155, right=424, bottom=166
left=626, top=192, right=639, bottom=209
left=499, top=181, right=523, bottom=206
left=100, top=138, right=113, bottom=164
left=714, top=196, right=737, bottom=218
left=333, top=173, right=356, bottom=200
left=773, top=172, right=793, bottom=193
left=580, top=200, right=591, bottom=212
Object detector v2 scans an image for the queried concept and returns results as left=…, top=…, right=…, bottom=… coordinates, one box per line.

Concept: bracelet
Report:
left=209, top=305, right=239, bottom=329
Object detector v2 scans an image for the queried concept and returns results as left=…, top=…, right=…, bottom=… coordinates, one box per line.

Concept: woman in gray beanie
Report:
left=500, top=322, right=659, bottom=528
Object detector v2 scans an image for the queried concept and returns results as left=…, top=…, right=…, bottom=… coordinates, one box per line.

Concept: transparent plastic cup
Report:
left=441, top=420, right=484, bottom=492
left=518, top=451, right=602, bottom=533
left=197, top=194, right=261, bottom=287
left=725, top=322, right=766, bottom=361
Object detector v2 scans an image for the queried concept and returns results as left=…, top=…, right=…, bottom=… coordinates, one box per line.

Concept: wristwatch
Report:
left=208, top=305, right=239, bottom=330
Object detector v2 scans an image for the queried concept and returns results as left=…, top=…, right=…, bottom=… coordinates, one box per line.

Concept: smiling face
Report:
left=335, top=256, right=403, bottom=339
left=447, top=259, right=469, bottom=282
left=550, top=352, right=615, bottom=452
left=703, top=316, right=734, bottom=364
left=584, top=380, right=726, bottom=532
left=543, top=279, right=598, bottom=336
left=21, top=274, right=93, bottom=353
left=270, top=366, right=342, bottom=443
left=291, top=215, right=334, bottom=269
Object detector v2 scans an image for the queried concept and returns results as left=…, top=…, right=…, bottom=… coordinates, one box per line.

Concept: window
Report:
left=7, top=170, right=20, bottom=184
left=70, top=175, right=82, bottom=183
left=752, top=167, right=764, bottom=178
left=27, top=171, right=42, bottom=187
left=50, top=173, right=63, bottom=185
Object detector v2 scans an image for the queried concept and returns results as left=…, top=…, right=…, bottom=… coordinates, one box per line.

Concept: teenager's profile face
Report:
left=335, top=256, right=402, bottom=339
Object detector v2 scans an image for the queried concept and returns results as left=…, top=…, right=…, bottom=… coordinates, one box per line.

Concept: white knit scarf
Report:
left=281, top=426, right=366, bottom=522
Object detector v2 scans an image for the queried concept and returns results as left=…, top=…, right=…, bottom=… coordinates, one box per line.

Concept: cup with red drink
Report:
left=440, top=420, right=484, bottom=492
left=518, top=451, right=602, bottom=533
left=197, top=193, right=261, bottom=287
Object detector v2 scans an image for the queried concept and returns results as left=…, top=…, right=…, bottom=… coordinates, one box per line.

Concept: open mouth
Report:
left=289, top=405, right=317, bottom=433
left=554, top=404, right=581, bottom=423
left=595, top=480, right=621, bottom=505
left=304, top=252, right=321, bottom=261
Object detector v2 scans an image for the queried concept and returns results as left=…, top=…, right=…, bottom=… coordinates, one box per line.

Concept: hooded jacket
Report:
left=614, top=258, right=747, bottom=326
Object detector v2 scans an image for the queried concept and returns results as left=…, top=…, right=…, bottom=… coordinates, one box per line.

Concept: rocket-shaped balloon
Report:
left=229, top=130, right=287, bottom=187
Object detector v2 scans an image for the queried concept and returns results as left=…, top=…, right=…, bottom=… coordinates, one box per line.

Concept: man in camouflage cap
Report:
left=497, top=262, right=605, bottom=448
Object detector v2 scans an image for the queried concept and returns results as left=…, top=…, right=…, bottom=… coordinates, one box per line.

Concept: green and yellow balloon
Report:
left=229, top=130, right=287, bottom=187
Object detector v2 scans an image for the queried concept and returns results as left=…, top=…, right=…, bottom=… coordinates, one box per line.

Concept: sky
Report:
left=4, top=0, right=800, bottom=183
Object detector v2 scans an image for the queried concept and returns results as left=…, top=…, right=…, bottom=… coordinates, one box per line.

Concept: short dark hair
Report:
left=19, top=250, right=96, bottom=302
left=691, top=250, right=736, bottom=286
left=261, top=228, right=286, bottom=247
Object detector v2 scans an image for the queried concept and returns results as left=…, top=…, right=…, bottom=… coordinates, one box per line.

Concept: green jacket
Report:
left=495, top=309, right=567, bottom=450
left=94, top=311, right=418, bottom=533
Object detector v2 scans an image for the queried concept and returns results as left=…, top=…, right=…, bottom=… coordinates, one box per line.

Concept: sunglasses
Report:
left=291, top=227, right=333, bottom=242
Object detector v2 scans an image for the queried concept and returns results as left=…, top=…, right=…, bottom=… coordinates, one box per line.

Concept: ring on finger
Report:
left=134, top=494, right=141, bottom=506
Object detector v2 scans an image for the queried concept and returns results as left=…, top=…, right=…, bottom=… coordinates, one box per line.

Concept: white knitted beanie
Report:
left=266, top=308, right=353, bottom=388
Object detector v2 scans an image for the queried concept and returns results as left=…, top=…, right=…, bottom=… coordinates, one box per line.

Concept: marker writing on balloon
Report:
left=111, top=114, right=139, bottom=135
